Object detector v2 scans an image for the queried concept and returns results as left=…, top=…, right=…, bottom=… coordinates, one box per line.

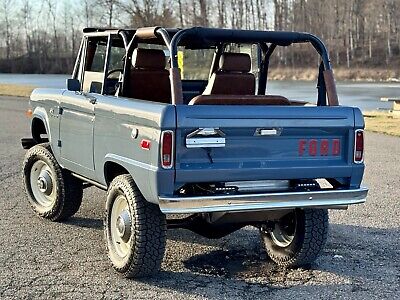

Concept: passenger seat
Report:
left=202, top=53, right=255, bottom=95
left=126, top=48, right=171, bottom=103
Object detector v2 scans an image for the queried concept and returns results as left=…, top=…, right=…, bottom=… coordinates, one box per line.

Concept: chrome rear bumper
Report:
left=159, top=187, right=368, bottom=214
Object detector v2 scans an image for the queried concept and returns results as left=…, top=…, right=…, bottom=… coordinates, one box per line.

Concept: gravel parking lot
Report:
left=0, top=96, right=398, bottom=299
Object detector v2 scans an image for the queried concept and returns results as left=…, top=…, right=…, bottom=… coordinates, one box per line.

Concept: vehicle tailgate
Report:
left=174, top=105, right=357, bottom=184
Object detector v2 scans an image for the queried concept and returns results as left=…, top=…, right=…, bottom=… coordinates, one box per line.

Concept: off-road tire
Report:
left=105, top=174, right=167, bottom=278
left=260, top=208, right=329, bottom=268
left=22, top=143, right=83, bottom=221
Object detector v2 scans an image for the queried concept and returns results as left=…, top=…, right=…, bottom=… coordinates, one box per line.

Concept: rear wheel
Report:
left=22, top=143, right=83, bottom=221
left=260, top=208, right=329, bottom=267
left=105, top=174, right=167, bottom=278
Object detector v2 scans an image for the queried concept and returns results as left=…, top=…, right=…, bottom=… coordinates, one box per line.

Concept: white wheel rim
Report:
left=270, top=213, right=297, bottom=248
left=29, top=160, right=57, bottom=212
left=110, top=194, right=133, bottom=258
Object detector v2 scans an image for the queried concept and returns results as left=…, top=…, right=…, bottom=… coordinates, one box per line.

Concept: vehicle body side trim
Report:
left=71, top=173, right=107, bottom=190
left=104, top=153, right=158, bottom=172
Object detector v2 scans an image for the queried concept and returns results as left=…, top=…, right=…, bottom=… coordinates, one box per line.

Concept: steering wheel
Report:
left=106, top=68, right=123, bottom=79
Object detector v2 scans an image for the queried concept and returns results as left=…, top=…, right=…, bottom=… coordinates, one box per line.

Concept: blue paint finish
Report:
left=29, top=89, right=366, bottom=201
left=174, top=105, right=362, bottom=189
left=92, top=95, right=176, bottom=203
left=353, top=107, right=365, bottom=129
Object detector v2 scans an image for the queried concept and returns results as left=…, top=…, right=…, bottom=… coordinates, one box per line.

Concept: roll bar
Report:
left=168, top=27, right=338, bottom=106
left=118, top=26, right=338, bottom=106
left=169, top=28, right=332, bottom=70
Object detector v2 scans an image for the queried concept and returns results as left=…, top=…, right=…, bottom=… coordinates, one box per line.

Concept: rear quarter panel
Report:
left=93, top=95, right=175, bottom=204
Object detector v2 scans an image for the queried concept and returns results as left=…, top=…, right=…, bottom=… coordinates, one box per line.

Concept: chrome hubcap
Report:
left=110, top=195, right=133, bottom=258
left=29, top=160, right=57, bottom=212
left=116, top=210, right=132, bottom=243
left=37, top=170, right=53, bottom=195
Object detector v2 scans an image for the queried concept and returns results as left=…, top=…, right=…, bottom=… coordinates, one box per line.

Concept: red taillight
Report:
left=161, top=131, right=174, bottom=169
left=354, top=130, right=364, bottom=163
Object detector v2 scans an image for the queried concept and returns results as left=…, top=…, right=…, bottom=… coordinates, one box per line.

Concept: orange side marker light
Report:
left=26, top=109, right=33, bottom=118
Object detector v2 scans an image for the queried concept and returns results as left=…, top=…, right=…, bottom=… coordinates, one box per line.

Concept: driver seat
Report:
left=126, top=48, right=171, bottom=103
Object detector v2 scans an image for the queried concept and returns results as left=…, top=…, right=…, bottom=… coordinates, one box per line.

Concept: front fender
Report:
left=30, top=88, right=64, bottom=158
left=32, top=106, right=52, bottom=142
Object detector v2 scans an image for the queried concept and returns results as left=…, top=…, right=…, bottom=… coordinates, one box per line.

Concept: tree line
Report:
left=0, top=0, right=399, bottom=74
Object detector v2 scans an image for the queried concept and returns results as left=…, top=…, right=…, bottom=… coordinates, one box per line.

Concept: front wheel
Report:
left=104, top=174, right=167, bottom=278
left=260, top=208, right=329, bottom=268
left=22, top=143, right=83, bottom=221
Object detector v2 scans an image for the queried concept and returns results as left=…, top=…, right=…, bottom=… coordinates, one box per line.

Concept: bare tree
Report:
left=198, top=0, right=208, bottom=26
left=44, top=0, right=59, bottom=55
left=177, top=0, right=184, bottom=27
left=1, top=0, right=400, bottom=73
left=97, top=0, right=119, bottom=27
left=0, top=0, right=14, bottom=60
left=20, top=0, right=32, bottom=55
left=83, top=0, right=95, bottom=27
left=121, top=0, right=175, bottom=27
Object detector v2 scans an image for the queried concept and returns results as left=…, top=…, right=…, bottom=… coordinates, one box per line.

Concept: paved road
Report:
left=0, top=96, right=399, bottom=299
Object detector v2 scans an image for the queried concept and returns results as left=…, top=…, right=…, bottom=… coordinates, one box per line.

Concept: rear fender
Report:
left=102, top=154, right=159, bottom=205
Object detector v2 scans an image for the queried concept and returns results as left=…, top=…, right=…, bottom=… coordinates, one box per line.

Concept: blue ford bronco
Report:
left=22, top=26, right=368, bottom=278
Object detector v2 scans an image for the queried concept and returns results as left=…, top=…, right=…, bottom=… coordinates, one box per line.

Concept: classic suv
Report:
left=22, top=26, right=368, bottom=278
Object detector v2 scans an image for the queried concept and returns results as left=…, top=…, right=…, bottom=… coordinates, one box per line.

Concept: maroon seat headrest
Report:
left=202, top=53, right=255, bottom=95
left=219, top=53, right=251, bottom=73
left=127, top=48, right=170, bottom=103
left=132, top=48, right=166, bottom=70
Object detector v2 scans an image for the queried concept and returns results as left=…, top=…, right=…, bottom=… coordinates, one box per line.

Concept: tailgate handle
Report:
left=255, top=128, right=282, bottom=136
left=186, top=128, right=226, bottom=148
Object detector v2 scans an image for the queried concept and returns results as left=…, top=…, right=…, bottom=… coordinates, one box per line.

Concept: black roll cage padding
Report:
left=258, top=43, right=326, bottom=103
left=258, top=43, right=277, bottom=95
left=317, top=62, right=327, bottom=106
left=257, top=43, right=268, bottom=95
left=170, top=27, right=332, bottom=70
left=170, top=27, right=333, bottom=105
left=112, top=27, right=332, bottom=104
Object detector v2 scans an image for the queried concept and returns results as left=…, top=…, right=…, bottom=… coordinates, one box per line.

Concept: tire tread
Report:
left=22, top=143, right=83, bottom=221
left=105, top=174, right=166, bottom=278
left=262, top=208, right=329, bottom=267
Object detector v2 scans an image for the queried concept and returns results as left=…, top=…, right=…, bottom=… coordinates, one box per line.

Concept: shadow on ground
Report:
left=144, top=224, right=399, bottom=298
left=63, top=214, right=399, bottom=298
left=65, top=216, right=103, bottom=230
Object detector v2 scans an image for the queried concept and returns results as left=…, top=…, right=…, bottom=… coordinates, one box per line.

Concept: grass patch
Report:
left=0, top=84, right=35, bottom=98
left=364, top=111, right=400, bottom=137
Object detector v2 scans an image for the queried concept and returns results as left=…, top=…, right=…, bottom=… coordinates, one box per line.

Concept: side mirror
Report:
left=66, top=78, right=80, bottom=91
